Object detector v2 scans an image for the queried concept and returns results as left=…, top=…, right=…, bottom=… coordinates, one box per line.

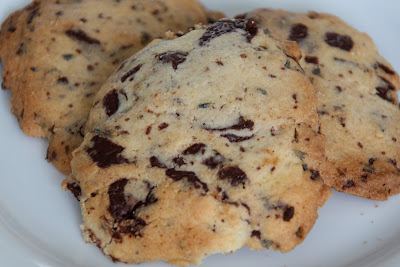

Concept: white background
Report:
left=0, top=0, right=400, bottom=266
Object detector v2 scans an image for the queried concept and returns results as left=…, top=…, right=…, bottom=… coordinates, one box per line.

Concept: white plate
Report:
left=1, top=0, right=400, bottom=266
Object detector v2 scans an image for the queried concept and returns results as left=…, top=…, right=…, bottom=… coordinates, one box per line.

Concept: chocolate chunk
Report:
left=202, top=152, right=225, bottom=169
left=67, top=182, right=81, bottom=200
left=65, top=29, right=100, bottom=45
left=102, top=89, right=119, bottom=116
left=221, top=133, right=254, bottom=142
left=150, top=156, right=167, bottom=168
left=283, top=206, right=294, bottom=222
left=121, top=64, right=143, bottom=83
left=375, top=62, right=395, bottom=75
left=289, top=23, right=308, bottom=42
left=325, top=32, right=354, bottom=51
left=342, top=180, right=355, bottom=189
left=199, top=19, right=259, bottom=46
left=218, top=166, right=248, bottom=187
left=156, top=52, right=188, bottom=70
left=86, top=135, right=128, bottom=168
left=205, top=116, right=254, bottom=132
left=251, top=230, right=261, bottom=239
left=108, top=179, right=130, bottom=221
left=183, top=143, right=206, bottom=155
left=305, top=56, right=319, bottom=64
left=309, top=170, right=320, bottom=180
left=165, top=169, right=208, bottom=192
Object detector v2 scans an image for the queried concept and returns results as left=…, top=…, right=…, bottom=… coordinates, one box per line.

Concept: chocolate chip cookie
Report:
left=0, top=0, right=220, bottom=174
left=65, top=19, right=331, bottom=265
left=243, top=9, right=400, bottom=200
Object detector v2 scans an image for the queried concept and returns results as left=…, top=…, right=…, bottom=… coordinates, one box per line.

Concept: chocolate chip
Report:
left=145, top=126, right=152, bottom=135
left=199, top=19, right=259, bottom=46
left=165, top=169, right=208, bottom=192
left=27, top=6, right=39, bottom=24
left=376, top=76, right=395, bottom=103
left=289, top=23, right=308, bottom=42
left=62, top=54, right=73, bottom=60
left=102, top=89, right=119, bottom=116
left=222, top=133, right=254, bottom=142
left=65, top=29, right=100, bottom=45
left=121, top=64, right=143, bottom=83
left=173, top=157, right=186, bottom=166
left=342, top=180, right=355, bottom=189
left=67, top=182, right=81, bottom=200
left=140, top=31, right=150, bottom=45
left=150, top=156, right=167, bottom=168
left=305, top=56, right=319, bottom=64
left=325, top=32, right=354, bottom=51
left=86, top=135, right=128, bottom=168
left=119, top=217, right=146, bottom=237
left=218, top=166, right=248, bottom=187
left=57, top=77, right=69, bottom=84
left=363, top=165, right=375, bottom=173
left=283, top=206, right=294, bottom=222
left=205, top=116, right=254, bottom=132
left=157, top=52, right=188, bottom=70
left=296, top=227, right=303, bottom=238
left=251, top=230, right=261, bottom=239
left=158, top=123, right=169, bottom=130
left=375, top=62, right=395, bottom=75
left=309, top=170, right=320, bottom=180
left=202, top=152, right=224, bottom=169
left=183, top=143, right=206, bottom=155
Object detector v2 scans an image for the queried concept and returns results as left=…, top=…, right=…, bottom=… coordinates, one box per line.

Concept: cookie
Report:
left=243, top=9, right=400, bottom=200
left=0, top=0, right=220, bottom=174
left=65, top=19, right=331, bottom=265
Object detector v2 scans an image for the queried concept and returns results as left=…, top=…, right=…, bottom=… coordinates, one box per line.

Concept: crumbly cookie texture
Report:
left=65, top=19, right=331, bottom=265
left=0, top=0, right=219, bottom=174
left=243, top=9, right=400, bottom=200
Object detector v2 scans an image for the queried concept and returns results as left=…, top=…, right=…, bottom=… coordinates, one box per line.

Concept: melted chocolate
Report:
left=199, top=19, right=259, bottom=46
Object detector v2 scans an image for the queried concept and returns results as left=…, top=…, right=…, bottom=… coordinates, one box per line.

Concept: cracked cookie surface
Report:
left=0, top=0, right=218, bottom=174
left=66, top=19, right=331, bottom=265
left=243, top=9, right=400, bottom=200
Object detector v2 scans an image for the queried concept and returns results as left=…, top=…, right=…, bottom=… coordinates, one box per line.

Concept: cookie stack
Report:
left=0, top=1, right=399, bottom=265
